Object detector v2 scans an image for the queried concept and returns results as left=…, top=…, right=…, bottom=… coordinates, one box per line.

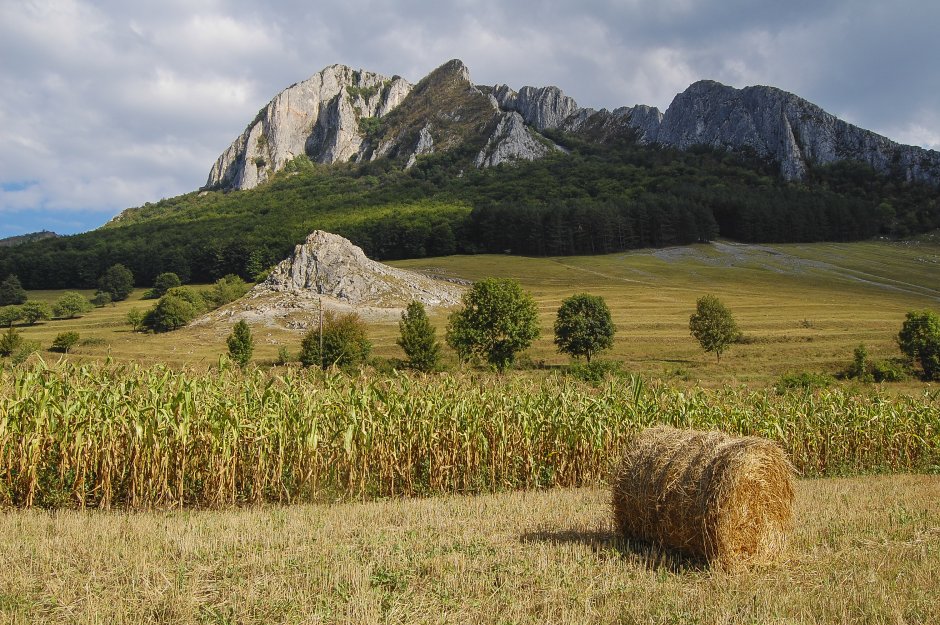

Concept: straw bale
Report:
left=612, top=426, right=794, bottom=568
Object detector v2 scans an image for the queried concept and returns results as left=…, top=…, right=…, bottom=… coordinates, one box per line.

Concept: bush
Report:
left=0, top=305, right=24, bottom=328
left=0, top=327, right=23, bottom=357
left=568, top=360, right=623, bottom=384
left=97, top=264, right=135, bottom=301
left=152, top=272, right=181, bottom=297
left=397, top=301, right=441, bottom=372
left=144, top=293, right=197, bottom=332
left=226, top=320, right=254, bottom=368
left=126, top=309, right=145, bottom=332
left=275, top=345, right=292, bottom=366
left=446, top=277, right=540, bottom=372
left=51, top=332, right=80, bottom=353
left=90, top=291, right=112, bottom=307
left=300, top=311, right=372, bottom=369
left=842, top=344, right=910, bottom=383
left=53, top=292, right=92, bottom=319
left=19, top=301, right=52, bottom=325
left=11, top=340, right=40, bottom=365
left=206, top=274, right=249, bottom=308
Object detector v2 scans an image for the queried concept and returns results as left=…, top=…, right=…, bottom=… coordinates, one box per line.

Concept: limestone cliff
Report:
left=205, top=65, right=412, bottom=190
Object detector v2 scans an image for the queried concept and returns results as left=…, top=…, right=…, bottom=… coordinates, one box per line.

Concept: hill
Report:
left=1, top=60, right=939, bottom=290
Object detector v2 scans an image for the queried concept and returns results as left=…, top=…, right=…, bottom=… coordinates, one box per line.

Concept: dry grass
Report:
left=12, top=239, right=940, bottom=387
left=0, top=474, right=937, bottom=624
left=612, top=426, right=794, bottom=568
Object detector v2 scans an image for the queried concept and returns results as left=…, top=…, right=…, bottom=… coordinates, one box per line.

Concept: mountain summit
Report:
left=206, top=59, right=940, bottom=192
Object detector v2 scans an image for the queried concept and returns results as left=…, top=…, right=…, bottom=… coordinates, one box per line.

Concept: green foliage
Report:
left=50, top=332, right=80, bottom=353
left=126, top=309, right=145, bottom=332
left=0, top=274, right=27, bottom=306
left=19, top=301, right=52, bottom=325
left=446, top=278, right=540, bottom=372
left=553, top=293, right=616, bottom=363
left=567, top=359, right=623, bottom=384
left=144, top=293, right=197, bottom=332
left=841, top=344, right=908, bottom=383
left=897, top=310, right=940, bottom=380
left=689, top=294, right=740, bottom=363
left=397, top=301, right=441, bottom=371
left=0, top=305, right=24, bottom=328
left=97, top=264, right=135, bottom=301
left=153, top=272, right=181, bottom=297
left=226, top=320, right=254, bottom=368
left=0, top=327, right=23, bottom=357
left=299, top=311, right=372, bottom=370
left=11, top=340, right=40, bottom=365
left=90, top=291, right=112, bottom=307
left=53, top=292, right=92, bottom=319
left=206, top=274, right=249, bottom=308
left=276, top=345, right=292, bottom=366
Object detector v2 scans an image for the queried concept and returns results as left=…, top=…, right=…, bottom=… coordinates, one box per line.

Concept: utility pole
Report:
left=318, top=295, right=324, bottom=370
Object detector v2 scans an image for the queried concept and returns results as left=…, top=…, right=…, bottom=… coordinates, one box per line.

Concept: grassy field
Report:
left=12, top=238, right=940, bottom=387
left=1, top=474, right=937, bottom=624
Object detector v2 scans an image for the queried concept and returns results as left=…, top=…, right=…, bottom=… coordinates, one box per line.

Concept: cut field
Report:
left=15, top=238, right=940, bottom=386
left=1, top=475, right=937, bottom=624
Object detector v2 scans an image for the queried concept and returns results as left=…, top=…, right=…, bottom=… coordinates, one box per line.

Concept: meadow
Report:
left=2, top=238, right=939, bottom=623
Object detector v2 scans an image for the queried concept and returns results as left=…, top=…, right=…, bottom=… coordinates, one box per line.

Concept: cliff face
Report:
left=205, top=65, right=413, bottom=190
left=655, top=81, right=940, bottom=183
left=205, top=60, right=940, bottom=191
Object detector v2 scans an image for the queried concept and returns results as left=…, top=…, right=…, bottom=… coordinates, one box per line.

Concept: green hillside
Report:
left=1, top=134, right=938, bottom=290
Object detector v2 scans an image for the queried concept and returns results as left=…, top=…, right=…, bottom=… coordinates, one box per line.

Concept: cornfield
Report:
left=1, top=359, right=937, bottom=509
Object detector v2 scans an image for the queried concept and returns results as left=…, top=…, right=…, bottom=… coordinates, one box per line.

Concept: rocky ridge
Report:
left=199, top=231, right=464, bottom=327
left=206, top=59, right=940, bottom=191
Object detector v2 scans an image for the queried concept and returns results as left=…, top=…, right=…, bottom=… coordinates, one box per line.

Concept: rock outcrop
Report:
left=655, top=80, right=940, bottom=183
left=204, top=59, right=940, bottom=191
left=205, top=65, right=413, bottom=190
left=257, top=230, right=463, bottom=308
left=475, top=112, right=556, bottom=167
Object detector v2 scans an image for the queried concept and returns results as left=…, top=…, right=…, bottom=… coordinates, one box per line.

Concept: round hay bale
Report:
left=612, top=426, right=794, bottom=568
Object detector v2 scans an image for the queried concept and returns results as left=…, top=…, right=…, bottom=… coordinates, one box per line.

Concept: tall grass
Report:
left=1, top=359, right=937, bottom=509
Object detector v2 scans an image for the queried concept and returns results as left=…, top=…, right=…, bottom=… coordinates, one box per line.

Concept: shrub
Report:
left=152, top=272, right=181, bottom=297
left=53, top=292, right=92, bottom=319
left=206, top=274, right=249, bottom=308
left=775, top=371, right=835, bottom=393
left=126, top=309, right=145, bottom=332
left=0, top=327, right=23, bottom=357
left=397, top=301, right=441, bottom=372
left=90, top=291, right=112, bottom=307
left=19, top=301, right=52, bottom=325
left=568, top=360, right=623, bottom=384
left=275, top=345, right=291, bottom=366
left=0, top=305, right=24, bottom=328
left=97, top=264, right=135, bottom=301
left=144, top=293, right=197, bottom=332
left=446, top=277, right=540, bottom=372
left=300, top=311, right=372, bottom=369
left=226, top=320, right=254, bottom=368
left=554, top=293, right=616, bottom=363
left=51, top=332, right=80, bottom=353
left=11, top=340, right=40, bottom=365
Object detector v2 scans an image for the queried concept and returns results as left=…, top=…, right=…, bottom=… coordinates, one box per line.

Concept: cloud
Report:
left=0, top=0, right=938, bottom=237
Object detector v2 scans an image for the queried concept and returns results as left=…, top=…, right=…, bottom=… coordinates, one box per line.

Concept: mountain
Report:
left=206, top=59, right=940, bottom=191
left=0, top=230, right=58, bottom=247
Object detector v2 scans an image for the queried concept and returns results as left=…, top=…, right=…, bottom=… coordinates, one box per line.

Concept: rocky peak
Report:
left=488, top=84, right=580, bottom=131
left=257, top=230, right=464, bottom=308
left=205, top=65, right=413, bottom=190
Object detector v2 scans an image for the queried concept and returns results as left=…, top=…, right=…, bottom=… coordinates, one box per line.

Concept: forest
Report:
left=1, top=133, right=938, bottom=289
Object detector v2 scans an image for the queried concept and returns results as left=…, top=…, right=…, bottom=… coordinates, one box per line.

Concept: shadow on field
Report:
left=520, top=528, right=706, bottom=573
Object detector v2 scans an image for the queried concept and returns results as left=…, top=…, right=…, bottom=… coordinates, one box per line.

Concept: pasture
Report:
left=11, top=238, right=940, bottom=387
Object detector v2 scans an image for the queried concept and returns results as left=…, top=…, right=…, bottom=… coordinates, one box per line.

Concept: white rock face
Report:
left=475, top=112, right=556, bottom=167
left=405, top=125, right=435, bottom=169
left=490, top=84, right=580, bottom=131
left=206, top=65, right=413, bottom=190
left=258, top=230, right=464, bottom=308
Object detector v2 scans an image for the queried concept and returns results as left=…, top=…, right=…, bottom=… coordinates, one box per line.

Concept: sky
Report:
left=1, top=0, right=938, bottom=238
